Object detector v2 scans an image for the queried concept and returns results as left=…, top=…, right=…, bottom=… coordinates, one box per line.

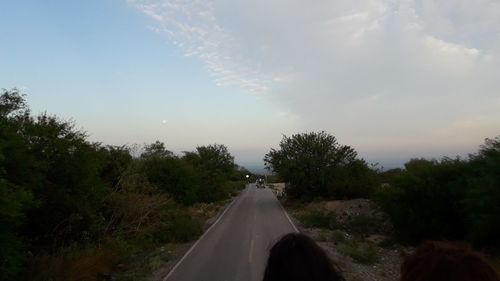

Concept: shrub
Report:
left=376, top=158, right=469, bottom=244
left=338, top=242, right=379, bottom=264
left=0, top=90, right=244, bottom=280
left=158, top=211, right=203, bottom=243
left=330, top=230, right=346, bottom=243
left=327, top=160, right=377, bottom=199
left=344, top=214, right=378, bottom=236
left=0, top=181, right=33, bottom=279
left=300, top=209, right=338, bottom=229
left=222, top=180, right=246, bottom=197
left=140, top=156, right=201, bottom=205
left=463, top=136, right=500, bottom=249
left=182, top=144, right=238, bottom=203
left=376, top=138, right=500, bottom=251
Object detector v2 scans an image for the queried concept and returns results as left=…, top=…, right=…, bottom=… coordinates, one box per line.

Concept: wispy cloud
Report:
left=129, top=0, right=273, bottom=93
left=130, top=0, right=500, bottom=158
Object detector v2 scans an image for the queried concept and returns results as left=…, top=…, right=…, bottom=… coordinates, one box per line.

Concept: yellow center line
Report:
left=248, top=239, right=255, bottom=264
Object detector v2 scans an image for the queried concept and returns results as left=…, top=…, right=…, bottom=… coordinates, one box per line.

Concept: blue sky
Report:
left=2, top=0, right=500, bottom=171
left=0, top=0, right=296, bottom=170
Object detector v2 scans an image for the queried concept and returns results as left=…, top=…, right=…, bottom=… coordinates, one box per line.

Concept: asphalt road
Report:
left=164, top=184, right=298, bottom=281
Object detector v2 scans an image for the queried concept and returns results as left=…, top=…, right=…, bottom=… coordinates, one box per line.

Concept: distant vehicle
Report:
left=256, top=178, right=265, bottom=188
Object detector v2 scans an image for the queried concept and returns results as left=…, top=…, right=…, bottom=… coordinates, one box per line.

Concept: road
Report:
left=164, top=184, right=298, bottom=281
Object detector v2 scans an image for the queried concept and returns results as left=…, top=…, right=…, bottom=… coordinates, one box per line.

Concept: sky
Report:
left=1, top=0, right=499, bottom=171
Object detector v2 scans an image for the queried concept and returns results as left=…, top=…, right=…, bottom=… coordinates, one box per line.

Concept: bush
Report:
left=338, top=242, right=379, bottom=264
left=463, top=136, right=500, bottom=248
left=344, top=214, right=378, bottom=236
left=300, top=209, right=338, bottom=229
left=327, top=159, right=377, bottom=199
left=140, top=156, right=201, bottom=205
left=330, top=230, right=346, bottom=243
left=182, top=144, right=238, bottom=203
left=376, top=158, right=469, bottom=244
left=376, top=140, right=500, bottom=250
left=222, top=180, right=246, bottom=197
left=0, top=90, right=244, bottom=279
left=0, top=180, right=33, bottom=279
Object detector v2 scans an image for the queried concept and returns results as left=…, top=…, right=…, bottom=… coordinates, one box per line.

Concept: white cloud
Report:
left=130, top=0, right=500, bottom=161
left=128, top=0, right=272, bottom=93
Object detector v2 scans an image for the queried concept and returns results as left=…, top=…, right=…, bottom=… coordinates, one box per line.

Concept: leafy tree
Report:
left=0, top=90, right=243, bottom=279
left=0, top=89, right=35, bottom=279
left=21, top=114, right=109, bottom=248
left=1, top=89, right=111, bottom=262
left=184, top=144, right=235, bottom=176
left=376, top=158, right=469, bottom=244
left=264, top=131, right=372, bottom=200
left=0, top=181, right=33, bottom=279
left=377, top=137, right=500, bottom=250
left=377, top=168, right=403, bottom=185
left=98, top=145, right=133, bottom=188
left=140, top=143, right=201, bottom=205
left=141, top=141, right=174, bottom=159
left=328, top=159, right=378, bottom=198
left=464, top=136, right=500, bottom=248
left=183, top=144, right=236, bottom=202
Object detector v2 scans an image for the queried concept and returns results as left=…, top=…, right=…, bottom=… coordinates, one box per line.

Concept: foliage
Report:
left=376, top=158, right=469, bottom=244
left=344, top=214, right=379, bottom=236
left=330, top=230, right=346, bottom=243
left=0, top=89, right=242, bottom=280
left=377, top=139, right=500, bottom=250
left=464, top=136, right=500, bottom=248
left=299, top=209, right=339, bottom=229
left=182, top=144, right=237, bottom=202
left=140, top=141, right=174, bottom=159
left=140, top=153, right=201, bottom=205
left=0, top=181, right=32, bottom=279
left=338, top=242, right=379, bottom=264
left=376, top=168, right=403, bottom=185
left=264, top=131, right=375, bottom=200
left=265, top=174, right=283, bottom=183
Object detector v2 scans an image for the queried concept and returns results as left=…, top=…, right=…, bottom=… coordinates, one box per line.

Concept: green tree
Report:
left=140, top=143, right=201, bottom=205
left=21, top=114, right=109, bottom=248
left=97, top=145, right=133, bottom=188
left=141, top=141, right=174, bottom=159
left=264, top=131, right=372, bottom=200
left=0, top=89, right=35, bottom=279
left=183, top=144, right=236, bottom=202
left=376, top=158, right=470, bottom=244
left=464, top=136, right=500, bottom=248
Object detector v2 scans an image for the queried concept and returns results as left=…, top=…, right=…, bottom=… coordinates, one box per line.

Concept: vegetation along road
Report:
left=164, top=183, right=297, bottom=281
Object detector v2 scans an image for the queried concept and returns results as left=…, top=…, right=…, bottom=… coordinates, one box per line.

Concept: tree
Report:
left=264, top=131, right=372, bottom=200
left=138, top=141, right=199, bottom=205
left=376, top=157, right=469, bottom=244
left=464, top=136, right=500, bottom=248
left=0, top=90, right=241, bottom=279
left=0, top=89, right=35, bottom=279
left=97, top=145, right=133, bottom=188
left=141, top=141, right=174, bottom=159
left=182, top=144, right=236, bottom=202
left=184, top=144, right=235, bottom=175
